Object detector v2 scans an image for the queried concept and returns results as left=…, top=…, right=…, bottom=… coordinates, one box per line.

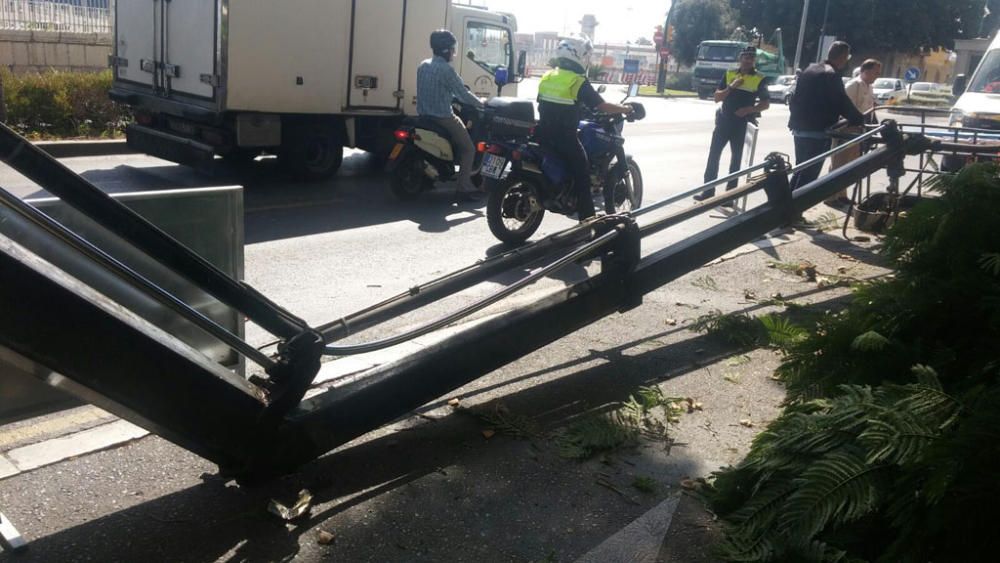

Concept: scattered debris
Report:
left=739, top=419, right=755, bottom=428
left=317, top=530, right=336, bottom=545
left=267, top=489, right=313, bottom=521
left=690, top=275, right=720, bottom=291
left=595, top=477, right=641, bottom=505
left=447, top=398, right=461, bottom=408
left=481, top=429, right=496, bottom=439
left=665, top=318, right=678, bottom=326
left=743, top=289, right=758, bottom=301
left=680, top=478, right=698, bottom=490
left=723, top=373, right=741, bottom=384
left=853, top=236, right=871, bottom=242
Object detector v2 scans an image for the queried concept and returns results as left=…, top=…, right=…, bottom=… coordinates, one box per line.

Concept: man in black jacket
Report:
left=788, top=41, right=865, bottom=192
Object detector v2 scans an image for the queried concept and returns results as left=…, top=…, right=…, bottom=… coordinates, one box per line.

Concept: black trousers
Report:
left=789, top=135, right=832, bottom=191
left=703, top=116, right=748, bottom=194
left=540, top=129, right=594, bottom=219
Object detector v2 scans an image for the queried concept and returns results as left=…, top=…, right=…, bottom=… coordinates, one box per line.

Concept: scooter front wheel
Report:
left=486, top=176, right=545, bottom=245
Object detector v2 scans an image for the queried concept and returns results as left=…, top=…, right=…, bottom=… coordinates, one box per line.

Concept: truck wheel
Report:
left=280, top=123, right=344, bottom=182
left=698, top=91, right=709, bottom=100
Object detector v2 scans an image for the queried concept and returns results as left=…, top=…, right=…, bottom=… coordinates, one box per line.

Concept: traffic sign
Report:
left=904, top=67, right=920, bottom=82
left=654, top=30, right=664, bottom=46
left=623, top=59, right=640, bottom=74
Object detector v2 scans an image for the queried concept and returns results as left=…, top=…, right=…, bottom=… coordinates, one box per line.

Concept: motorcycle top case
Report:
left=486, top=97, right=536, bottom=137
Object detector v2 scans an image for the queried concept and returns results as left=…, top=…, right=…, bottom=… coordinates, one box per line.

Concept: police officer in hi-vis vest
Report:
left=694, top=46, right=770, bottom=201
left=536, top=35, right=635, bottom=220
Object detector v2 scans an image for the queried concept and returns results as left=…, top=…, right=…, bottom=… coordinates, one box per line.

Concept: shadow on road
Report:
left=1, top=286, right=862, bottom=562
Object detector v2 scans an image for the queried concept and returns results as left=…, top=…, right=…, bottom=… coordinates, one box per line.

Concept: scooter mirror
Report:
left=597, top=84, right=607, bottom=94
left=627, top=83, right=640, bottom=98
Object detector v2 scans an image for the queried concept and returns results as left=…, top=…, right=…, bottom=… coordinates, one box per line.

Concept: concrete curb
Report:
left=33, top=139, right=135, bottom=159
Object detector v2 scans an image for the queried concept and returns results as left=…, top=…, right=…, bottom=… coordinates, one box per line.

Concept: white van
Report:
left=950, top=33, right=1000, bottom=130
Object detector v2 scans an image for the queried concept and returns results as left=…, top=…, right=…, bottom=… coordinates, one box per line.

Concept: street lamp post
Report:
left=793, top=0, right=811, bottom=72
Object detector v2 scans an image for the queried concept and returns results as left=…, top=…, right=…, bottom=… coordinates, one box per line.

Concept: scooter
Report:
left=386, top=102, right=488, bottom=200
left=482, top=83, right=646, bottom=244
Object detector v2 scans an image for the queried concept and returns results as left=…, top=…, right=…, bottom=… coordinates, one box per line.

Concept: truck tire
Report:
left=279, top=122, right=344, bottom=182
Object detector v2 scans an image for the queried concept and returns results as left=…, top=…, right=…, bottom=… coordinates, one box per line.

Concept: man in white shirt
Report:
left=828, top=58, right=881, bottom=205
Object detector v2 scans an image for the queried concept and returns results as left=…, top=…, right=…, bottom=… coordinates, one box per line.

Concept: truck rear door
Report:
left=164, top=0, right=217, bottom=99
left=112, top=0, right=217, bottom=101
left=348, top=0, right=406, bottom=109
left=113, top=0, right=157, bottom=89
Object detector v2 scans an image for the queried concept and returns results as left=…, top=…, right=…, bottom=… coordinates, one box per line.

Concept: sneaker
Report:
left=692, top=191, right=715, bottom=201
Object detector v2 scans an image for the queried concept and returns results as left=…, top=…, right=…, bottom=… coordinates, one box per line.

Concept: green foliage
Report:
left=707, top=163, right=1000, bottom=561
left=555, top=386, right=683, bottom=459
left=728, top=1, right=987, bottom=64
left=2, top=69, right=130, bottom=138
left=692, top=310, right=763, bottom=348
left=631, top=476, right=658, bottom=494
left=670, top=0, right=738, bottom=67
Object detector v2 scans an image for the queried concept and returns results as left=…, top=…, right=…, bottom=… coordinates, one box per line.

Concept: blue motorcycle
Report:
left=482, top=89, right=645, bottom=244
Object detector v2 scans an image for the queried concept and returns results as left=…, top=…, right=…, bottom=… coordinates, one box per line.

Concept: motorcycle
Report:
left=385, top=89, right=536, bottom=200
left=482, top=83, right=646, bottom=244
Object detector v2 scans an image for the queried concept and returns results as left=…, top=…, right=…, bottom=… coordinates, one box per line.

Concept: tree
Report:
left=729, top=0, right=988, bottom=63
left=635, top=37, right=653, bottom=46
left=669, top=0, right=738, bottom=66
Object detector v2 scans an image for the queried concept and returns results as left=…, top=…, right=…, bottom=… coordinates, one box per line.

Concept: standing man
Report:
left=787, top=41, right=865, bottom=192
left=694, top=46, right=770, bottom=201
left=827, top=58, right=881, bottom=205
left=536, top=35, right=634, bottom=220
left=417, top=30, right=484, bottom=200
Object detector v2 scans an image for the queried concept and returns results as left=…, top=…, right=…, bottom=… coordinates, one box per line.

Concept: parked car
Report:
left=767, top=75, right=796, bottom=103
left=873, top=78, right=906, bottom=105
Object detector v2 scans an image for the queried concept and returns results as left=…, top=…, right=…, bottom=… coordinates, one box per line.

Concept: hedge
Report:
left=1, top=69, right=131, bottom=139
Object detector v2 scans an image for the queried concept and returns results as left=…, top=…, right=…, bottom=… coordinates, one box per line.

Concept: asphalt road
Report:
left=0, top=82, right=911, bottom=561
left=0, top=84, right=804, bottom=350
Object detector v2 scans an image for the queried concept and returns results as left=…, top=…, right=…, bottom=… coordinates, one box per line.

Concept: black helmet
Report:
left=430, top=30, right=457, bottom=56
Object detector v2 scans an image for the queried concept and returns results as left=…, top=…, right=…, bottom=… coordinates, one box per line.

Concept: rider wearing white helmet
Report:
left=536, top=35, right=633, bottom=220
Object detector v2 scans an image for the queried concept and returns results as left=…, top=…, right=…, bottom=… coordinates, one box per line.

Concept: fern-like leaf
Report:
left=779, top=451, right=885, bottom=541
left=978, top=253, right=1000, bottom=276
left=858, top=416, right=938, bottom=465
left=850, top=330, right=890, bottom=352
left=760, top=314, right=808, bottom=351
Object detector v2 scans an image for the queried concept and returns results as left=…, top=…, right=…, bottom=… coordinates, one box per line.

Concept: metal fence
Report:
left=0, top=0, right=111, bottom=34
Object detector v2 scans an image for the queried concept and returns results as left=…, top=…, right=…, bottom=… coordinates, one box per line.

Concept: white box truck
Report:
left=109, top=0, right=525, bottom=180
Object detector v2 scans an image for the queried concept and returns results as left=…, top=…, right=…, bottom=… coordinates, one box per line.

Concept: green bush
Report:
left=706, top=164, right=1000, bottom=562
left=2, top=69, right=131, bottom=139
left=665, top=71, right=693, bottom=91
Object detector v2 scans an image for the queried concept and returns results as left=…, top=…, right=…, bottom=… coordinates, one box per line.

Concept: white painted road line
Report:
left=4, top=420, right=148, bottom=473
left=575, top=494, right=682, bottom=563
left=0, top=455, right=18, bottom=480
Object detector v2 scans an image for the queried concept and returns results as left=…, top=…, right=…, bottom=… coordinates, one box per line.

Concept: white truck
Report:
left=109, top=0, right=525, bottom=180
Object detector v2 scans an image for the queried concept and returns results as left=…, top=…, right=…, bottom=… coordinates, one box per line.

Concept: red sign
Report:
left=653, top=31, right=664, bottom=46
left=660, top=48, right=670, bottom=58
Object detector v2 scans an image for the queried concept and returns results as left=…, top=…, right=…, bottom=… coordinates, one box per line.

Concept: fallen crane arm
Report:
left=0, top=120, right=972, bottom=478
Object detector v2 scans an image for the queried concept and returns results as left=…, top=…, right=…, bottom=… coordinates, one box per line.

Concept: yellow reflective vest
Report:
left=538, top=68, right=587, bottom=105
left=725, top=69, right=765, bottom=93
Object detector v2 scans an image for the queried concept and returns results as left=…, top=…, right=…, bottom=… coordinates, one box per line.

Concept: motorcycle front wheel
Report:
left=486, top=176, right=545, bottom=245
left=605, top=157, right=644, bottom=213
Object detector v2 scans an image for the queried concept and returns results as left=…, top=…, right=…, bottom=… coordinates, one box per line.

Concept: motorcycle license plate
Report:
left=389, top=143, right=404, bottom=160
left=482, top=153, right=507, bottom=179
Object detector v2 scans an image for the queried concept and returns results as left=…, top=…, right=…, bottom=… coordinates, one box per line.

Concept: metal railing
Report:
left=0, top=0, right=111, bottom=34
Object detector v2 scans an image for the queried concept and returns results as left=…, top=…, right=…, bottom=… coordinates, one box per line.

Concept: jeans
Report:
left=703, top=116, right=748, bottom=195
left=539, top=129, right=594, bottom=220
left=789, top=135, right=832, bottom=191
left=432, top=114, right=476, bottom=192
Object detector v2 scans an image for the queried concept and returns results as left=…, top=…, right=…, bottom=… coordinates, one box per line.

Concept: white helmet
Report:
left=555, top=35, right=593, bottom=71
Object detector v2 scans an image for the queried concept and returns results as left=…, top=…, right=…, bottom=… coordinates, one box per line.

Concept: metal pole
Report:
left=816, top=0, right=830, bottom=63
left=793, top=0, right=811, bottom=72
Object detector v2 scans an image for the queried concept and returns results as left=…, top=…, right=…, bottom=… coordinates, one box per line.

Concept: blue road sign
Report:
left=904, top=67, right=920, bottom=82
left=623, top=59, right=640, bottom=74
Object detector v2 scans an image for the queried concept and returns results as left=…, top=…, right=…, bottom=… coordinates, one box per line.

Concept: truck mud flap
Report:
left=126, top=124, right=215, bottom=172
